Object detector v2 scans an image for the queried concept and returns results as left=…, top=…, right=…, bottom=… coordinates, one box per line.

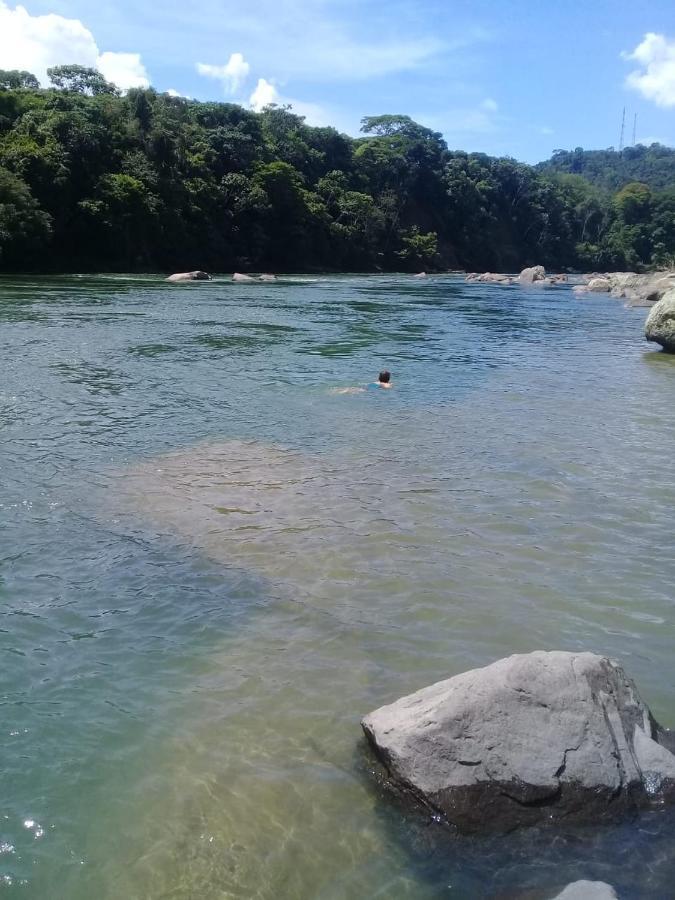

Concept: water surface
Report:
left=1, top=274, right=675, bottom=898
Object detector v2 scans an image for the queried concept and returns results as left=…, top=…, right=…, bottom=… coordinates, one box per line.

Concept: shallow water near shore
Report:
left=2, top=273, right=675, bottom=898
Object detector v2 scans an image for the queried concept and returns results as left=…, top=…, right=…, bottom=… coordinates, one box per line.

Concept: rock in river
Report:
left=586, top=277, right=612, bottom=292
left=362, top=651, right=675, bottom=833
left=465, top=272, right=514, bottom=284
left=645, top=288, right=675, bottom=352
left=519, top=265, right=546, bottom=284
left=552, top=881, right=618, bottom=900
left=577, top=271, right=675, bottom=306
left=166, top=270, right=210, bottom=282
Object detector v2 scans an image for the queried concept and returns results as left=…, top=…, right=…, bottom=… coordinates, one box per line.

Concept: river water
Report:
left=1, top=274, right=674, bottom=898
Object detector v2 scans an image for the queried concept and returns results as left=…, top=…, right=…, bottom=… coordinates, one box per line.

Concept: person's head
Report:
left=378, top=370, right=391, bottom=384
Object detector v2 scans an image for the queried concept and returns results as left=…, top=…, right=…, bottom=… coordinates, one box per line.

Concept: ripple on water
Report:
left=1, top=275, right=675, bottom=898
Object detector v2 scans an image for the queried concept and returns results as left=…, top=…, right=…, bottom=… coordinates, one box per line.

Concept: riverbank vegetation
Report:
left=1, top=67, right=674, bottom=274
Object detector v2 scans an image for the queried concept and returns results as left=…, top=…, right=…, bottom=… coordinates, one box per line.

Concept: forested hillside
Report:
left=0, top=66, right=673, bottom=273
left=538, top=144, right=675, bottom=193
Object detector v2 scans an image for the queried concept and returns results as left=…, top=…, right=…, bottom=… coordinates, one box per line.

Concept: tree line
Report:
left=0, top=65, right=673, bottom=274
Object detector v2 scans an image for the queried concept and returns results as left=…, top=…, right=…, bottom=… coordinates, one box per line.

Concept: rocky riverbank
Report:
left=574, top=271, right=675, bottom=306
left=465, top=266, right=675, bottom=307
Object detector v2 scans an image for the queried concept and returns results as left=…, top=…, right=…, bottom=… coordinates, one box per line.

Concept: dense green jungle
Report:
left=1, top=65, right=674, bottom=274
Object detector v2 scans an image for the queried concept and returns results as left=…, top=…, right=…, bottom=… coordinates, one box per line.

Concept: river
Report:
left=1, top=274, right=674, bottom=898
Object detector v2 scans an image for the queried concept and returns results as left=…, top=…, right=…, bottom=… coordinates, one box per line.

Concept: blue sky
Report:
left=1, top=0, right=674, bottom=162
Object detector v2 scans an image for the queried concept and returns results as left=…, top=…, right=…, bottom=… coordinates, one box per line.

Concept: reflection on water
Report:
left=1, top=274, right=675, bottom=898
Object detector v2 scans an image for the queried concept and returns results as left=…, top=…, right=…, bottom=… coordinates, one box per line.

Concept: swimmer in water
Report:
left=331, top=371, right=393, bottom=394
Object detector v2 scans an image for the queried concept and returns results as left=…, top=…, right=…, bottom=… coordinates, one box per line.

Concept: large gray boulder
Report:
left=362, top=651, right=675, bottom=833
left=519, top=265, right=546, bottom=284
left=166, top=270, right=210, bottom=282
left=587, top=277, right=612, bottom=292
left=645, top=289, right=675, bottom=352
left=552, top=882, right=618, bottom=900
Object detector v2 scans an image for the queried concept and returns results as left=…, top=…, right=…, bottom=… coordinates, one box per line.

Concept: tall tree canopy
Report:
left=0, top=70, right=673, bottom=273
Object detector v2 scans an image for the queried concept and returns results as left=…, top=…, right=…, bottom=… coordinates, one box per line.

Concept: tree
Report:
left=47, top=65, right=119, bottom=96
left=0, top=167, right=51, bottom=266
left=360, top=115, right=445, bottom=147
left=77, top=173, right=157, bottom=266
left=0, top=70, right=40, bottom=90
left=396, top=226, right=439, bottom=270
left=613, top=182, right=652, bottom=225
left=0, top=77, right=673, bottom=273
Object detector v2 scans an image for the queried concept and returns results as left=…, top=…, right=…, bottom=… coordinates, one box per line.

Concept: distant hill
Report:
left=538, top=144, right=675, bottom=193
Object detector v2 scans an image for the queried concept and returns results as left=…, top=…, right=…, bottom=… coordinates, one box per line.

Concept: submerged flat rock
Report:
left=362, top=651, right=675, bottom=833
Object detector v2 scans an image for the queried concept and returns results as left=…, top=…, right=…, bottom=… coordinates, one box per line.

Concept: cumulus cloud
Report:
left=196, top=53, right=250, bottom=94
left=97, top=51, right=149, bottom=90
left=249, top=77, right=280, bottom=111
left=0, top=1, right=150, bottom=90
left=623, top=32, right=675, bottom=107
left=245, top=77, right=330, bottom=125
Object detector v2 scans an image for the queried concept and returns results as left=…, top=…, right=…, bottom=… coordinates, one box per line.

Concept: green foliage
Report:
left=0, top=70, right=40, bottom=90
left=396, top=226, right=438, bottom=269
left=47, top=65, right=119, bottom=96
left=539, top=144, right=675, bottom=192
left=0, top=76, right=673, bottom=273
left=613, top=182, right=652, bottom=224
left=0, top=167, right=51, bottom=264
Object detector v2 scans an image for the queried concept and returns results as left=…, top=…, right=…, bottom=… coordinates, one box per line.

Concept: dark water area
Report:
left=1, top=273, right=674, bottom=898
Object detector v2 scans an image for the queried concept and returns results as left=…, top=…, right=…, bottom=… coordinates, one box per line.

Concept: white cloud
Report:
left=166, top=88, right=184, bottom=98
left=162, top=0, right=457, bottom=83
left=481, top=97, right=498, bottom=112
left=245, top=77, right=331, bottom=126
left=249, top=77, right=279, bottom=110
left=0, top=1, right=97, bottom=82
left=97, top=51, right=149, bottom=90
left=196, top=53, right=250, bottom=94
left=623, top=32, right=675, bottom=107
left=0, top=1, right=151, bottom=90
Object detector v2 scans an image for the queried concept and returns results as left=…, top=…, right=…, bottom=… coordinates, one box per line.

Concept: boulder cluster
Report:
left=574, top=271, right=675, bottom=306
left=465, top=266, right=567, bottom=286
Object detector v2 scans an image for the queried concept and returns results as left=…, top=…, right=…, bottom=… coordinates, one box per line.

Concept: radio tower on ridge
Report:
left=619, top=107, right=625, bottom=151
